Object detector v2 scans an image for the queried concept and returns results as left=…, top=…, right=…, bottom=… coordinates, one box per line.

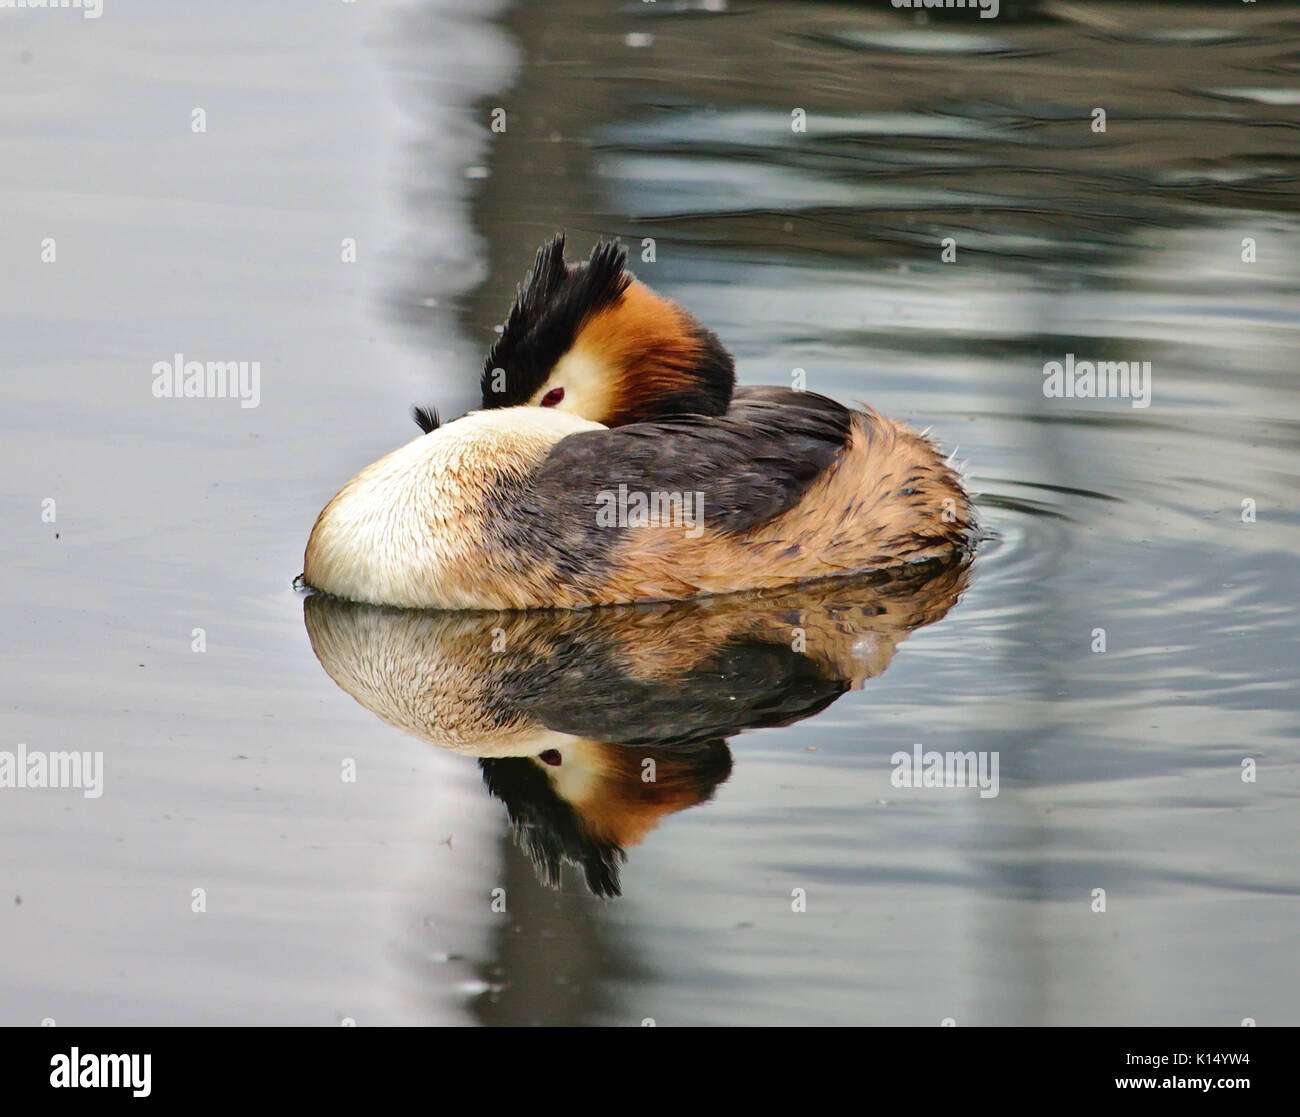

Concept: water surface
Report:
left=2, top=0, right=1298, bottom=1025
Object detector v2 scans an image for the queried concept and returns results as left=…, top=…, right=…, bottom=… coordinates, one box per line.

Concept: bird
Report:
left=303, top=234, right=976, bottom=610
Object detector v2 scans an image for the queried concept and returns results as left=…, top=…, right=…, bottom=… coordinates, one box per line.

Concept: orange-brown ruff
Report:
left=303, top=236, right=975, bottom=610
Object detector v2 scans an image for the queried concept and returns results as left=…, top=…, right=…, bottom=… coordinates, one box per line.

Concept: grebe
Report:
left=303, top=235, right=975, bottom=609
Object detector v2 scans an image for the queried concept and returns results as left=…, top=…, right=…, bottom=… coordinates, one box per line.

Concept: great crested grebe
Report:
left=303, top=235, right=975, bottom=610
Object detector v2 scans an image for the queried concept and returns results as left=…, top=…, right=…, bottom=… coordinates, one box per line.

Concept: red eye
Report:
left=540, top=387, right=565, bottom=407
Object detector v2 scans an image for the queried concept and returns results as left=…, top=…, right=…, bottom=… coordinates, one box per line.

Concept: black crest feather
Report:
left=481, top=233, right=631, bottom=409
left=479, top=739, right=733, bottom=899
left=410, top=404, right=441, bottom=433
left=479, top=756, right=627, bottom=897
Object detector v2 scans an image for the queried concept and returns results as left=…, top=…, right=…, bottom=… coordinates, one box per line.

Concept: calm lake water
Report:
left=2, top=0, right=1297, bottom=1025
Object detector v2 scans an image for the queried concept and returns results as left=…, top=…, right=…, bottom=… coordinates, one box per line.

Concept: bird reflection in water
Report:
left=303, top=555, right=970, bottom=897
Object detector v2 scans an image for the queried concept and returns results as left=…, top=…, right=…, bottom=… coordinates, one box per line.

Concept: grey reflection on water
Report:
left=381, top=0, right=1300, bottom=1025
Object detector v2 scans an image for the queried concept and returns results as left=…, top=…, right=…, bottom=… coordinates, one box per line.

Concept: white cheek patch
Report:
left=540, top=741, right=607, bottom=805
left=531, top=343, right=616, bottom=421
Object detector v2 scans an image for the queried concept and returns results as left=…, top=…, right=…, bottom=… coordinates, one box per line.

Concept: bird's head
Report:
left=480, top=234, right=736, bottom=426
